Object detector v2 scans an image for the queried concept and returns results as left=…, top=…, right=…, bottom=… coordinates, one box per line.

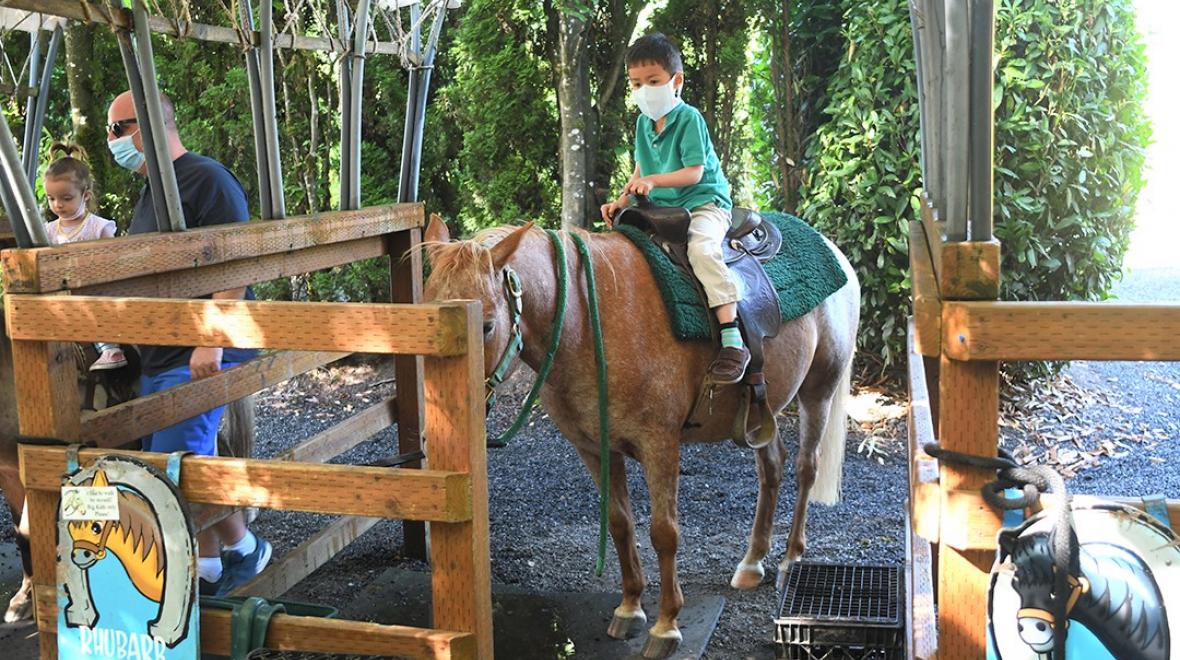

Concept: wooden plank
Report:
left=944, top=301, right=1180, bottom=362
left=424, top=301, right=493, bottom=659
left=940, top=239, right=1000, bottom=299
left=1, top=204, right=421, bottom=293
left=20, top=446, right=473, bottom=522
left=907, top=320, right=940, bottom=543
left=389, top=227, right=428, bottom=560
left=275, top=395, right=397, bottom=464
left=936, top=356, right=999, bottom=658
left=231, top=515, right=381, bottom=598
left=34, top=588, right=476, bottom=659
left=26, top=493, right=58, bottom=660
left=4, top=296, right=472, bottom=357
left=0, top=0, right=404, bottom=55
left=907, top=511, right=938, bottom=660
left=910, top=221, right=942, bottom=357
left=74, top=236, right=388, bottom=299
left=83, top=350, right=347, bottom=447
left=9, top=340, right=81, bottom=441
left=919, top=192, right=943, bottom=275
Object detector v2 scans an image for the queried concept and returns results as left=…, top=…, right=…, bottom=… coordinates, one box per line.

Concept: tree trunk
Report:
left=771, top=0, right=800, bottom=210
left=557, top=11, right=592, bottom=229
left=63, top=24, right=110, bottom=213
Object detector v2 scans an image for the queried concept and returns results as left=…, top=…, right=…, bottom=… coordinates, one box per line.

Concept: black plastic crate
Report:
left=774, top=562, right=904, bottom=660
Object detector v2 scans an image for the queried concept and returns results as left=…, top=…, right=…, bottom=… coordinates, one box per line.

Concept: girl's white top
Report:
left=47, top=213, right=117, bottom=245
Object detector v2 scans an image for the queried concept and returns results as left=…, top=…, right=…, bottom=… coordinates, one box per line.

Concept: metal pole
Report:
left=21, top=30, right=42, bottom=182
left=25, top=25, right=63, bottom=185
left=259, top=0, right=286, bottom=218
left=346, top=0, right=372, bottom=210
left=0, top=110, right=50, bottom=246
left=112, top=25, right=170, bottom=233
left=942, top=0, right=969, bottom=241
left=132, top=0, right=186, bottom=231
left=398, top=5, right=445, bottom=203
left=967, top=0, right=994, bottom=241
left=909, top=1, right=929, bottom=192
left=337, top=0, right=352, bottom=210
left=240, top=0, right=273, bottom=220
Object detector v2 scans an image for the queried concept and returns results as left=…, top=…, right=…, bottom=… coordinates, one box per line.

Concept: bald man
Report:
left=107, top=91, right=270, bottom=596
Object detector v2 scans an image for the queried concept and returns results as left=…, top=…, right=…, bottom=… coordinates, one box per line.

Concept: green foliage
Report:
left=799, top=0, right=1149, bottom=375
left=444, top=0, right=561, bottom=232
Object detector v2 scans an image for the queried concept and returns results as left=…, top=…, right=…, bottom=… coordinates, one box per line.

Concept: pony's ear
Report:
left=489, top=222, right=534, bottom=269
left=91, top=469, right=109, bottom=488
left=425, top=213, right=450, bottom=243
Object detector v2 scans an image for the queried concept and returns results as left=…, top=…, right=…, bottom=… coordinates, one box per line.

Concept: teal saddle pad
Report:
left=614, top=211, right=848, bottom=341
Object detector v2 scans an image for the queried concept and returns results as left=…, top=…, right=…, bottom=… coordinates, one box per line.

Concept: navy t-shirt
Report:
left=130, top=152, right=258, bottom=375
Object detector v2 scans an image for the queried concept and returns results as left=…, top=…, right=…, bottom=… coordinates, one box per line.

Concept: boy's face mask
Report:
left=633, top=77, right=683, bottom=122
left=108, top=134, right=145, bottom=172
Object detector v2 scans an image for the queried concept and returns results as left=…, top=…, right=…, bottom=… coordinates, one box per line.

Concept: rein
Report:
left=484, top=229, right=612, bottom=576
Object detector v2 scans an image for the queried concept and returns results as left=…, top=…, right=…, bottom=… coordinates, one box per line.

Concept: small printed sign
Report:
left=61, top=486, right=121, bottom=521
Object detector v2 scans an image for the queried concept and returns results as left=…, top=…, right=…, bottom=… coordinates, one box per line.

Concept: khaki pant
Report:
left=687, top=203, right=741, bottom=307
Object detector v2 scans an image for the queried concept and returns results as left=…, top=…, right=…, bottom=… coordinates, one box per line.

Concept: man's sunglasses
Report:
left=107, top=118, right=138, bottom=138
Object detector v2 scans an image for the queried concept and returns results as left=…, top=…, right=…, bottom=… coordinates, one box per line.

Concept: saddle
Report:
left=615, top=196, right=784, bottom=449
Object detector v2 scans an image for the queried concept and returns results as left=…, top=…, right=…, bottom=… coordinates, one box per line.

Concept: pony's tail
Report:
left=811, top=360, right=851, bottom=505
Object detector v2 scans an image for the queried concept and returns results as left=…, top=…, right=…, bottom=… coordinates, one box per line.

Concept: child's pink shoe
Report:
left=90, top=348, right=127, bottom=371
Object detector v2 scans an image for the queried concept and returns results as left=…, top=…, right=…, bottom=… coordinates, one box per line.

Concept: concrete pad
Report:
left=342, top=569, right=725, bottom=659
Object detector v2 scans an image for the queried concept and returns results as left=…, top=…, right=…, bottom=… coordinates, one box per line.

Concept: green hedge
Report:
left=799, top=0, right=1149, bottom=375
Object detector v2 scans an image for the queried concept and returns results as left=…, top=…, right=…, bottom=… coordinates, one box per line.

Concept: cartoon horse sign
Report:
left=989, top=497, right=1180, bottom=660
left=57, top=454, right=199, bottom=659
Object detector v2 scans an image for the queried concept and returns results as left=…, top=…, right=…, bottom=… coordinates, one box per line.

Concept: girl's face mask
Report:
left=632, top=77, right=683, bottom=122
left=108, top=134, right=145, bottom=172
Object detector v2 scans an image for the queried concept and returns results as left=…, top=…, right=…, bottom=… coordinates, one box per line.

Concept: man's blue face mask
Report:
left=108, top=134, right=145, bottom=172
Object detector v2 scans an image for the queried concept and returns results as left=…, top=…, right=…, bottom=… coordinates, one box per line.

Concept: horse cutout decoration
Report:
left=423, top=214, right=860, bottom=658
left=57, top=453, right=199, bottom=658
left=989, top=497, right=1180, bottom=660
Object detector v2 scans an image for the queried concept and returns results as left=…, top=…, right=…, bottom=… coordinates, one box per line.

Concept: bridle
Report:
left=484, top=266, right=524, bottom=412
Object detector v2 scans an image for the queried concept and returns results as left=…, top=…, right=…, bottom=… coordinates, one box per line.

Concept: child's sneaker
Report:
left=90, top=348, right=127, bottom=371
left=707, top=345, right=750, bottom=385
left=217, top=534, right=273, bottom=596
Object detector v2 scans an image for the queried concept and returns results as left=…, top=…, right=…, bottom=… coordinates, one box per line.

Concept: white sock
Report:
left=224, top=531, right=257, bottom=556
left=198, top=557, right=223, bottom=582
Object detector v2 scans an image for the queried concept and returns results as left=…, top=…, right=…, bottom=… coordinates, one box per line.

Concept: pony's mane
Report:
left=425, top=225, right=527, bottom=291
left=115, top=489, right=166, bottom=577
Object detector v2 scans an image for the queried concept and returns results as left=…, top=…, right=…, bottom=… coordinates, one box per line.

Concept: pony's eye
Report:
left=90, top=522, right=102, bottom=534
left=483, top=320, right=496, bottom=336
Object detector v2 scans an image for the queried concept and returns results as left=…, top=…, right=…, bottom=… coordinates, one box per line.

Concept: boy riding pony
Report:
left=602, top=33, right=748, bottom=385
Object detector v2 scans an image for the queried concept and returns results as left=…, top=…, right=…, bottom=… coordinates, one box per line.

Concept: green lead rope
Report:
left=489, top=229, right=569, bottom=447
left=571, top=233, right=611, bottom=577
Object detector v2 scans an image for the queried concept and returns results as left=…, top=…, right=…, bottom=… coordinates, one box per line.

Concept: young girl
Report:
left=43, top=144, right=125, bottom=371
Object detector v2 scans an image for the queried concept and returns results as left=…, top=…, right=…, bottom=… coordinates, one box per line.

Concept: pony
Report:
left=1001, top=529, right=1170, bottom=660
left=0, top=305, right=256, bottom=622
left=423, top=215, right=860, bottom=658
left=66, top=468, right=167, bottom=603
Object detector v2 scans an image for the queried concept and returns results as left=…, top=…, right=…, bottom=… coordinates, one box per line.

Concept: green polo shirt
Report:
left=634, top=103, right=732, bottom=210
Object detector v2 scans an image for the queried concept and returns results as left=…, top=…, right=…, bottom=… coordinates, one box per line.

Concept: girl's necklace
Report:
left=56, top=214, right=89, bottom=241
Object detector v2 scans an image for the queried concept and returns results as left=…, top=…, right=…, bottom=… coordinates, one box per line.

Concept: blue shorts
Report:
left=139, top=363, right=239, bottom=455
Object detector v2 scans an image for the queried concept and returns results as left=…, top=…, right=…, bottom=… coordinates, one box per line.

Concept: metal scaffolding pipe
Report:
left=398, top=4, right=446, bottom=203
left=0, top=110, right=50, bottom=246
left=25, top=25, right=63, bottom=185
left=132, top=0, right=186, bottom=231
left=345, top=0, right=372, bottom=210
left=337, top=0, right=352, bottom=210
left=21, top=30, right=42, bottom=182
left=968, top=0, right=994, bottom=241
left=942, top=0, right=969, bottom=241
left=112, top=25, right=170, bottom=233
left=909, top=1, right=929, bottom=192
left=240, top=0, right=273, bottom=220
left=259, top=0, right=286, bottom=217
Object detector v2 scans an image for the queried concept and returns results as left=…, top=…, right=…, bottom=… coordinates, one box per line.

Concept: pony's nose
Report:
left=1017, top=615, right=1054, bottom=651
left=72, top=548, right=93, bottom=564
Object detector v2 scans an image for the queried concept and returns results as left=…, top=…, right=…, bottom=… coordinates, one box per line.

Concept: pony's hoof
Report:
left=606, top=606, right=646, bottom=639
left=641, top=629, right=682, bottom=659
left=730, top=560, right=765, bottom=590
left=4, top=586, right=32, bottom=622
